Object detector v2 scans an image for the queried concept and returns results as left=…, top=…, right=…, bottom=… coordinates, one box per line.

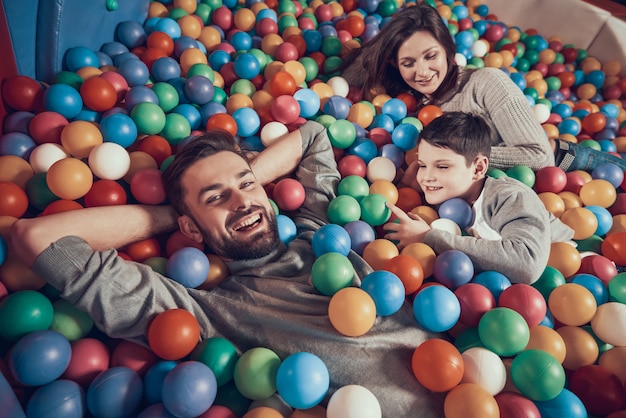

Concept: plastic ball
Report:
left=190, top=337, right=238, bottom=387
left=381, top=254, right=424, bottom=295
left=0, top=132, right=36, bottom=159
left=327, top=195, right=361, bottom=226
left=411, top=338, right=464, bottom=392
left=602, top=232, right=626, bottom=267
left=366, top=156, right=396, bottom=183
left=312, top=224, right=351, bottom=257
left=560, top=207, right=598, bottom=240
left=533, top=388, right=588, bottom=418
left=272, top=178, right=305, bottom=212
left=579, top=179, right=617, bottom=208
left=444, top=383, right=500, bottom=418
left=506, top=165, right=536, bottom=188
left=478, top=307, right=530, bottom=357
left=337, top=154, right=367, bottom=178
left=569, top=364, right=625, bottom=416
left=162, top=361, right=218, bottom=418
left=460, top=347, right=506, bottom=395
left=362, top=238, right=399, bottom=271
left=79, top=76, right=117, bottom=112
left=337, top=175, right=370, bottom=201
left=328, top=287, right=377, bottom=337
left=43, top=83, right=83, bottom=119
left=570, top=273, right=609, bottom=305
left=99, top=113, right=138, bottom=148
left=293, top=88, right=321, bottom=119
left=413, top=285, right=461, bottom=332
left=60, top=120, right=103, bottom=158
left=87, top=367, right=143, bottom=418
left=525, top=325, right=567, bottom=364
left=130, top=168, right=167, bottom=204
left=26, top=379, right=86, bottom=418
left=510, top=349, right=565, bottom=401
left=547, top=241, right=582, bottom=278
left=45, top=157, right=93, bottom=200
left=9, top=329, right=72, bottom=386
left=1, top=75, right=43, bottom=111
left=233, top=347, right=280, bottom=401
left=360, top=270, right=405, bottom=316
left=326, top=385, right=381, bottom=418
left=359, top=193, right=390, bottom=227
left=276, top=214, right=297, bottom=245
left=591, top=302, right=626, bottom=346
left=148, top=308, right=201, bottom=360
left=498, top=284, right=547, bottom=327
left=592, top=162, right=624, bottom=189
left=433, top=250, right=474, bottom=290
left=328, top=119, right=357, bottom=149
left=130, top=102, right=167, bottom=135
left=556, top=325, right=599, bottom=370
left=343, top=220, right=376, bottom=255
left=437, top=197, right=473, bottom=230
left=166, top=247, right=210, bottom=288
left=495, top=391, right=541, bottom=418
left=454, top=283, right=496, bottom=327
left=0, top=181, right=28, bottom=218
left=275, top=352, right=329, bottom=410
left=62, top=338, right=110, bottom=388
left=311, top=251, right=354, bottom=296
left=88, top=142, right=131, bottom=181
left=548, top=283, right=597, bottom=326
left=118, top=58, right=150, bottom=87
left=534, top=166, right=567, bottom=194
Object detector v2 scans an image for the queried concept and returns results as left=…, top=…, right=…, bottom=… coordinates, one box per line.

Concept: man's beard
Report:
left=199, top=206, right=281, bottom=260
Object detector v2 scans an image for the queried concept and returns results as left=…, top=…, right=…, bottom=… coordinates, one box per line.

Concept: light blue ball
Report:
left=276, top=352, right=329, bottom=410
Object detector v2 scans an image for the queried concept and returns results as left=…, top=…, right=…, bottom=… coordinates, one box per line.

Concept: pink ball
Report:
left=271, top=95, right=301, bottom=125
left=577, top=254, right=618, bottom=285
left=211, top=6, right=233, bottom=31
left=28, top=111, right=68, bottom=144
left=272, top=178, right=306, bottom=211
left=338, top=154, right=367, bottom=178
left=534, top=166, right=567, bottom=194
left=495, top=391, right=541, bottom=418
left=484, top=24, right=504, bottom=42
left=130, top=168, right=167, bottom=205
left=498, top=284, right=547, bottom=327
left=61, top=338, right=110, bottom=387
left=274, top=42, right=300, bottom=62
left=110, top=340, right=158, bottom=376
left=256, top=18, right=278, bottom=37
left=100, top=71, right=129, bottom=103
left=454, top=283, right=496, bottom=327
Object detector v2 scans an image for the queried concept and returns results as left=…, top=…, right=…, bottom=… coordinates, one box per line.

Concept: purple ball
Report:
left=433, top=249, right=474, bottom=289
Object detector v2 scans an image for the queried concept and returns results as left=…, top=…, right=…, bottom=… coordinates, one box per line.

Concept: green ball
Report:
left=536, top=98, right=552, bottom=110
left=323, top=56, right=343, bottom=75
left=609, top=272, right=626, bottom=303
left=377, top=0, right=397, bottom=17
left=130, top=102, right=166, bottom=135
left=515, top=57, right=531, bottom=72
left=468, top=57, right=485, bottom=68
left=523, top=87, right=539, bottom=102
left=144, top=256, right=168, bottom=275
left=574, top=235, right=603, bottom=254
left=327, top=119, right=356, bottom=149
left=311, top=252, right=355, bottom=296
left=510, top=349, right=565, bottom=401
left=50, top=299, right=94, bottom=341
left=248, top=48, right=268, bottom=71
left=299, top=57, right=319, bottom=82
left=152, top=82, right=180, bottom=112
left=161, top=113, right=191, bottom=145
left=506, top=165, right=535, bottom=188
left=553, top=52, right=564, bottom=64
left=328, top=195, right=361, bottom=226
left=522, top=34, right=540, bottom=51
left=191, top=337, right=239, bottom=386
left=315, top=114, right=336, bottom=129
left=26, top=172, right=59, bottom=211
left=187, top=63, right=215, bottom=82
left=532, top=265, right=566, bottom=301
left=360, top=193, right=391, bottom=227
left=278, top=14, right=298, bottom=32
left=0, top=290, right=54, bottom=341
left=52, top=71, right=84, bottom=89
left=338, top=175, right=370, bottom=201
left=487, top=168, right=507, bottom=179
left=277, top=0, right=296, bottom=15
left=495, top=38, right=512, bottom=51
left=321, top=36, right=342, bottom=57
left=211, top=87, right=228, bottom=105
left=447, top=24, right=458, bottom=37
left=545, top=76, right=562, bottom=92
left=478, top=307, right=530, bottom=357
left=523, top=50, right=540, bottom=66
left=579, top=139, right=602, bottom=151
left=195, top=3, right=212, bottom=24
left=168, top=7, right=189, bottom=20
left=454, top=327, right=484, bottom=353
left=230, top=79, right=256, bottom=97
left=233, top=347, right=281, bottom=400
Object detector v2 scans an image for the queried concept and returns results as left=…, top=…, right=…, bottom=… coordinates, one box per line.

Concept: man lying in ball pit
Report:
left=10, top=120, right=446, bottom=417
left=384, top=111, right=575, bottom=284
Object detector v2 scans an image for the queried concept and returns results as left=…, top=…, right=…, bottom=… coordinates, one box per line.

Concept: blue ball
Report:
left=509, top=72, right=527, bottom=91
left=276, top=352, right=330, bottom=410
left=370, top=113, right=395, bottom=132
left=585, top=69, right=605, bottom=89
left=112, top=51, right=140, bottom=68
left=87, top=367, right=143, bottom=418
left=233, top=107, right=260, bottom=138
left=9, top=330, right=72, bottom=386
left=124, top=85, right=159, bottom=111
left=277, top=214, right=297, bottom=245
left=0, top=132, right=36, bottom=159
left=137, top=403, right=176, bottom=418
left=64, top=46, right=100, bottom=72
left=200, top=102, right=227, bottom=126
left=162, top=361, right=218, bottom=418
left=144, top=360, right=178, bottom=405
left=570, top=273, right=609, bottom=306
left=27, top=379, right=85, bottom=418
left=347, top=138, right=378, bottom=164
left=584, top=205, right=613, bottom=237
left=312, top=224, right=352, bottom=257
left=433, top=250, right=474, bottom=289
left=100, top=113, right=138, bottom=148
left=3, top=110, right=34, bottom=134
left=172, top=103, right=202, bottom=131
left=293, top=88, right=321, bottom=118
left=381, top=98, right=407, bottom=124
left=558, top=118, right=581, bottom=136
left=361, top=270, right=405, bottom=316
left=100, top=41, right=129, bottom=59
left=413, top=285, right=461, bottom=332
left=154, top=17, right=182, bottom=40
left=233, top=53, right=261, bottom=80
left=118, top=58, right=150, bottom=87
left=591, top=162, right=624, bottom=189
left=534, top=388, right=587, bottom=418
left=379, top=143, right=406, bottom=168
left=302, top=29, right=323, bottom=53
left=391, top=123, right=420, bottom=151
left=184, top=76, right=215, bottom=105
left=323, top=96, right=352, bottom=120
left=151, top=57, right=182, bottom=82
left=174, top=36, right=200, bottom=58
left=208, top=50, right=232, bottom=72
left=95, top=51, right=113, bottom=67
left=552, top=103, right=573, bottom=119
left=0, top=235, right=7, bottom=266
left=438, top=197, right=473, bottom=230
left=116, top=20, right=146, bottom=48
left=230, top=31, right=253, bottom=52
left=343, top=220, right=375, bottom=255
left=166, top=247, right=210, bottom=288
left=455, top=30, right=475, bottom=49
left=43, top=83, right=83, bottom=119
left=473, top=270, right=511, bottom=301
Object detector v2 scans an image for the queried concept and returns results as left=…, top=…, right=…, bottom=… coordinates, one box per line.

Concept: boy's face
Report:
left=416, top=141, right=487, bottom=205
left=177, top=151, right=280, bottom=260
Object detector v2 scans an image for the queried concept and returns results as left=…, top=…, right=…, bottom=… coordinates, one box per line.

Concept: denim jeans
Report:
left=556, top=139, right=626, bottom=172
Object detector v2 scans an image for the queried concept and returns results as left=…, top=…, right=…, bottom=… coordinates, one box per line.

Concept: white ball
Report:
left=533, top=103, right=552, bottom=124
left=327, top=385, right=382, bottom=418
left=260, top=121, right=289, bottom=147
left=470, top=39, right=490, bottom=58
left=461, top=347, right=507, bottom=395
left=591, top=302, right=626, bottom=346
left=326, top=76, right=350, bottom=98
left=454, top=53, right=467, bottom=67
left=88, top=142, right=131, bottom=180
left=29, top=143, right=69, bottom=173
left=366, top=156, right=397, bottom=183
left=430, top=218, right=462, bottom=235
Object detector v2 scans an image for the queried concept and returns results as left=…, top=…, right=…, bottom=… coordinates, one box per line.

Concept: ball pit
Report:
left=1, top=0, right=626, bottom=416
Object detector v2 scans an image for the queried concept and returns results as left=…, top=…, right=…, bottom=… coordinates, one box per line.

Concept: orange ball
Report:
left=347, top=102, right=374, bottom=128
left=401, top=242, right=436, bottom=279
left=79, top=76, right=118, bottom=112
left=362, top=238, right=399, bottom=271
left=382, top=254, right=424, bottom=295
left=548, top=283, right=597, bottom=326
left=328, top=287, right=377, bottom=337
left=148, top=308, right=201, bottom=360
left=444, top=383, right=499, bottom=418
left=123, top=151, right=158, bottom=184
left=396, top=187, right=422, bottom=213
left=412, top=338, right=464, bottom=392
left=368, top=180, right=398, bottom=205
left=560, top=207, right=598, bottom=240
left=234, top=8, right=257, bottom=31
left=173, top=0, right=197, bottom=13
left=579, top=179, right=617, bottom=208
left=197, top=26, right=222, bottom=51
left=547, top=241, right=581, bottom=278
left=283, top=60, right=307, bottom=85
left=558, top=191, right=583, bottom=210
left=483, top=52, right=504, bottom=68
left=243, top=407, right=284, bottom=418
left=556, top=325, right=599, bottom=371
left=206, top=113, right=238, bottom=137
left=178, top=15, right=203, bottom=39
left=46, top=158, right=94, bottom=200
left=146, top=31, right=175, bottom=55
left=601, top=231, right=626, bottom=265
left=0, top=155, right=34, bottom=189
left=200, top=254, right=230, bottom=290
left=61, top=121, right=103, bottom=158
left=0, top=181, right=29, bottom=218
left=525, top=325, right=567, bottom=364
left=179, top=48, right=208, bottom=75
left=410, top=205, right=439, bottom=224
left=269, top=71, right=297, bottom=96
left=538, top=192, right=565, bottom=218
left=226, top=93, right=254, bottom=113
left=577, top=83, right=597, bottom=101
left=417, top=105, right=443, bottom=127
left=582, top=112, right=607, bottom=134
left=598, top=346, right=626, bottom=383
left=0, top=253, right=47, bottom=291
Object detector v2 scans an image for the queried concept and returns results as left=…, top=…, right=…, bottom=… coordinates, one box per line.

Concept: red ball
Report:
left=382, top=254, right=424, bottom=295
left=28, top=111, right=68, bottom=144
left=255, top=18, right=278, bottom=37
left=569, top=365, right=625, bottom=416
left=563, top=171, right=588, bottom=194
left=581, top=112, right=607, bottom=134
left=608, top=193, right=626, bottom=216
left=273, top=42, right=300, bottom=62
left=337, top=154, right=367, bottom=178
left=110, top=340, right=158, bottom=376
left=0, top=181, right=29, bottom=218
left=211, top=6, right=233, bottom=31
left=577, top=254, right=618, bottom=285
left=495, top=391, right=541, bottom=418
left=62, top=338, right=110, bottom=387
left=83, top=179, right=128, bottom=207
left=269, top=71, right=297, bottom=97
left=271, top=178, right=305, bottom=211
left=368, top=127, right=392, bottom=148
left=165, top=230, right=204, bottom=258
left=534, top=166, right=567, bottom=194
left=1, top=75, right=44, bottom=111
left=80, top=76, right=118, bottom=112
left=498, top=284, right=547, bottom=327
left=148, top=308, right=201, bottom=360
left=271, top=95, right=301, bottom=125
left=454, top=283, right=496, bottom=327
left=484, top=24, right=505, bottom=42
left=41, top=199, right=84, bottom=216
left=124, top=237, right=162, bottom=262
left=135, top=134, right=172, bottom=166
left=100, top=71, right=129, bottom=103
left=601, top=232, right=626, bottom=267
left=130, top=168, right=167, bottom=205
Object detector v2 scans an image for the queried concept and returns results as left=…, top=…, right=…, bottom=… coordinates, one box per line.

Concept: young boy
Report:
left=384, top=111, right=574, bottom=284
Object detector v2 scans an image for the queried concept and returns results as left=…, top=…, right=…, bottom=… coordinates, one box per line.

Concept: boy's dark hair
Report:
left=162, top=130, right=249, bottom=216
left=418, top=111, right=492, bottom=165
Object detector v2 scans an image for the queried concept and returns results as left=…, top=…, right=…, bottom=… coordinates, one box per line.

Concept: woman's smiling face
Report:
left=396, top=31, right=448, bottom=98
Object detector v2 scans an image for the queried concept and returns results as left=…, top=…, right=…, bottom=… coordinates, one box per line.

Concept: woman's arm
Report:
left=11, top=204, right=179, bottom=267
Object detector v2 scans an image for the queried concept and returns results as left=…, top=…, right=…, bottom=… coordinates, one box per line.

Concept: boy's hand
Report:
left=383, top=203, right=431, bottom=250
